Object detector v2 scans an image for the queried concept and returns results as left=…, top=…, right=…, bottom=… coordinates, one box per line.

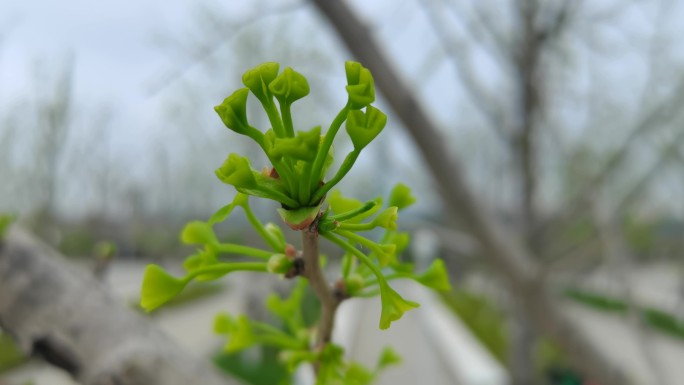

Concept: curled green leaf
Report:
left=270, top=126, right=321, bottom=162
left=215, top=88, right=262, bottom=143
left=215, top=154, right=257, bottom=190
left=269, top=67, right=310, bottom=105
left=345, top=61, right=375, bottom=109
left=242, top=62, right=280, bottom=103
left=345, top=106, right=387, bottom=151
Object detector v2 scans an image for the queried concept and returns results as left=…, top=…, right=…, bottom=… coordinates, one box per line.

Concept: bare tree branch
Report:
left=418, top=0, right=507, bottom=140
left=0, top=228, right=237, bottom=385
left=309, top=1, right=628, bottom=383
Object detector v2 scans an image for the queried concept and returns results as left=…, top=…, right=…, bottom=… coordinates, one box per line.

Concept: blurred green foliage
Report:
left=565, top=288, right=684, bottom=340
left=0, top=331, right=26, bottom=373
left=214, top=345, right=291, bottom=385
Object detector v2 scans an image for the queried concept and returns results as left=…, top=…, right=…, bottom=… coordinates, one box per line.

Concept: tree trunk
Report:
left=0, top=228, right=237, bottom=385
left=309, top=1, right=628, bottom=384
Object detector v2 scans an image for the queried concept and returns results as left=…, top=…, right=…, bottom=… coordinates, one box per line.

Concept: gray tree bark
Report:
left=0, top=227, right=237, bottom=385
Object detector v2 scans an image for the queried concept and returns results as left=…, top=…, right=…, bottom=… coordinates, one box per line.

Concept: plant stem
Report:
left=300, top=224, right=340, bottom=374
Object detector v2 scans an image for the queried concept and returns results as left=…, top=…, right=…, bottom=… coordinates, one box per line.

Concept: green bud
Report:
left=270, top=126, right=321, bottom=161
left=242, top=62, right=280, bottom=103
left=345, top=106, right=387, bottom=151
left=379, top=284, right=419, bottom=329
left=215, top=154, right=257, bottom=189
left=372, top=207, right=399, bottom=230
left=267, top=253, right=293, bottom=274
left=264, top=222, right=287, bottom=251
left=388, top=183, right=416, bottom=210
left=140, top=265, right=188, bottom=312
left=345, top=274, right=365, bottom=295
left=416, top=259, right=451, bottom=292
left=277, top=202, right=323, bottom=230
left=214, top=88, right=250, bottom=134
left=268, top=67, right=310, bottom=105
left=345, top=61, right=375, bottom=109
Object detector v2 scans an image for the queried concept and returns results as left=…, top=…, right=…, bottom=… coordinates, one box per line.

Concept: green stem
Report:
left=242, top=204, right=284, bottom=251
left=213, top=243, right=273, bottom=259
left=337, top=222, right=376, bottom=232
left=333, top=229, right=386, bottom=259
left=184, top=262, right=268, bottom=282
left=310, top=104, right=350, bottom=192
left=256, top=334, right=304, bottom=350
left=262, top=98, right=286, bottom=138
left=322, top=232, right=386, bottom=288
left=311, top=150, right=359, bottom=204
left=329, top=200, right=377, bottom=222
left=249, top=184, right=299, bottom=208
left=257, top=140, right=297, bottom=196
left=342, top=252, right=353, bottom=278
left=245, top=125, right=266, bottom=147
left=280, top=102, right=295, bottom=137
left=298, top=160, right=314, bottom=205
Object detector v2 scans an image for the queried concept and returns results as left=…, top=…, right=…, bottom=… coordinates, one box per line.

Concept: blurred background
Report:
left=1, top=0, right=684, bottom=384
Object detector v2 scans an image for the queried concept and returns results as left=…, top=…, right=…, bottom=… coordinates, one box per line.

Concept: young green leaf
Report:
left=416, top=259, right=452, bottom=292
left=224, top=315, right=256, bottom=353
left=180, top=221, right=218, bottom=245
left=270, top=126, right=321, bottom=162
left=378, top=283, right=419, bottom=330
left=242, top=62, right=280, bottom=104
left=215, top=153, right=258, bottom=190
left=345, top=61, right=375, bottom=109
left=140, top=265, right=188, bottom=312
left=371, top=207, right=399, bottom=230
left=388, top=183, right=416, bottom=210
left=345, top=106, right=387, bottom=151
left=214, top=88, right=262, bottom=143
left=376, top=346, right=402, bottom=370
left=269, top=67, right=310, bottom=105
left=214, top=312, right=237, bottom=334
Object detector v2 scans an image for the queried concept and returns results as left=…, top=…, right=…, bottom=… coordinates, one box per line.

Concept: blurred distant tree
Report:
left=312, top=0, right=684, bottom=384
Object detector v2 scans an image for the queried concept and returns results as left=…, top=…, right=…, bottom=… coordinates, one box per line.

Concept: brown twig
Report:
left=300, top=219, right=341, bottom=373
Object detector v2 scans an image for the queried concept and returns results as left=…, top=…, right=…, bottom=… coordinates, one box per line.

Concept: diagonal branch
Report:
left=310, top=1, right=628, bottom=384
